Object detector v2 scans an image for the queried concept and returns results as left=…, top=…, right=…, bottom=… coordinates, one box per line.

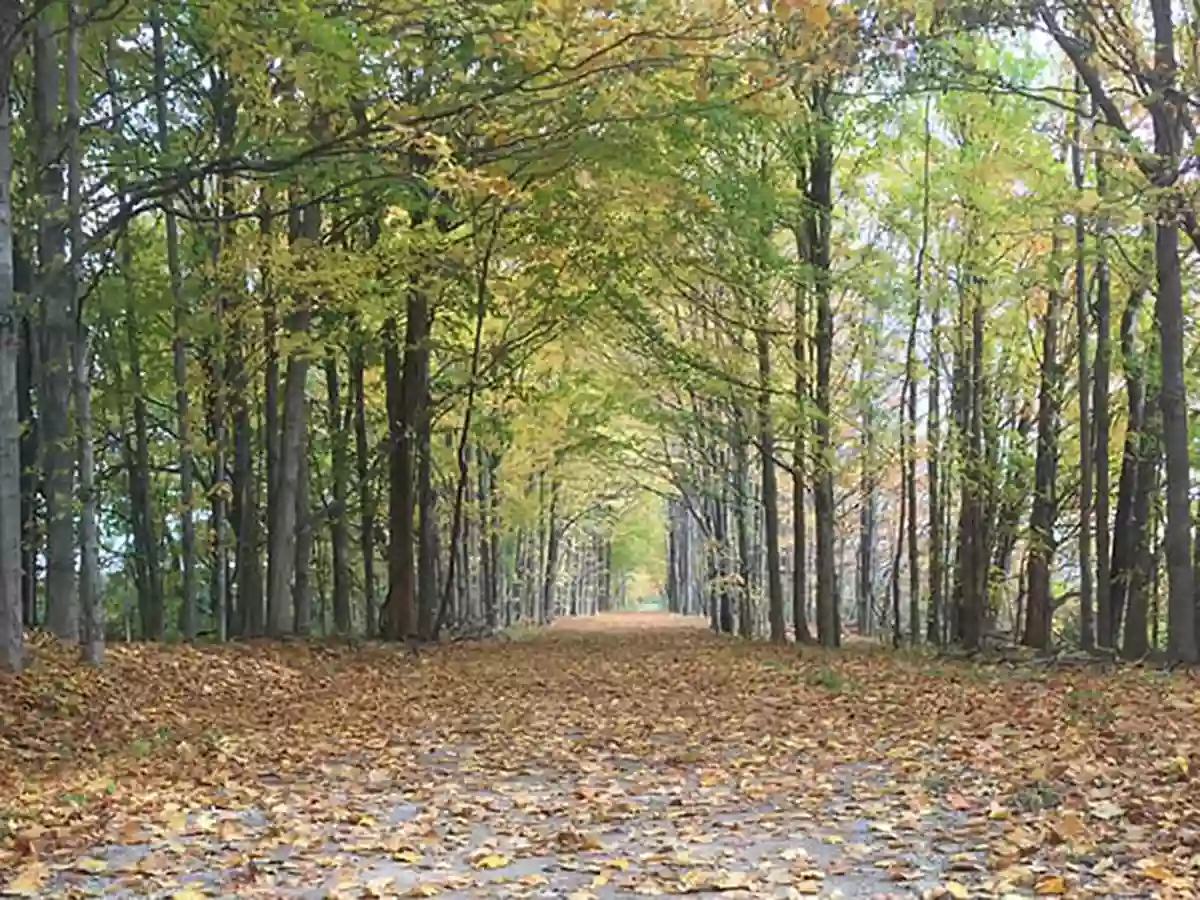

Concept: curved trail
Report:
left=7, top=614, right=1188, bottom=897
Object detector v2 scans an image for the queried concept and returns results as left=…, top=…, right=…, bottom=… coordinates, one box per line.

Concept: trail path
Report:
left=3, top=614, right=1197, bottom=898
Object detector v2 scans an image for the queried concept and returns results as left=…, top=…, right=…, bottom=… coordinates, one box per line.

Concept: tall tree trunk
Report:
left=1093, top=151, right=1112, bottom=649
left=325, top=356, right=352, bottom=633
left=66, top=2, right=99, bottom=663
left=542, top=482, right=561, bottom=623
left=382, top=313, right=414, bottom=641
left=486, top=451, right=501, bottom=630
left=416, top=378, right=437, bottom=640
left=207, top=91, right=235, bottom=641
left=1123, top=381, right=1161, bottom=660
left=293, top=425, right=313, bottom=636
left=927, top=288, right=943, bottom=644
left=35, top=3, right=76, bottom=642
left=907, top=98, right=930, bottom=643
left=860, top=401, right=876, bottom=636
left=152, top=9, right=196, bottom=643
left=1072, top=85, right=1094, bottom=649
left=756, top=321, right=786, bottom=643
left=1147, top=0, right=1197, bottom=663
left=267, top=195, right=318, bottom=637
left=791, top=237, right=811, bottom=643
left=124, top=256, right=163, bottom=639
left=809, top=84, right=837, bottom=647
left=1024, top=239, right=1063, bottom=651
left=0, top=4, right=24, bottom=669
left=351, top=336, right=375, bottom=635
left=262, top=194, right=282, bottom=635
left=17, top=279, right=34, bottom=631
left=732, top=403, right=754, bottom=637
left=1109, top=281, right=1146, bottom=646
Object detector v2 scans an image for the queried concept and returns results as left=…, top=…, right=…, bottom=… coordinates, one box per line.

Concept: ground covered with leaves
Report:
left=2, top=614, right=1199, bottom=898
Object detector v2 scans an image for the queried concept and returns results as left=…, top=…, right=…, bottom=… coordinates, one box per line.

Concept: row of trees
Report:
left=651, top=0, right=1200, bottom=661
left=0, top=0, right=682, bottom=671
left=1, top=0, right=1198, bottom=669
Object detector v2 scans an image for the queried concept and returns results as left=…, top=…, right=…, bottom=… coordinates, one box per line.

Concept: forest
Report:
left=3, top=1, right=1200, bottom=895
left=3, top=0, right=1198, bottom=669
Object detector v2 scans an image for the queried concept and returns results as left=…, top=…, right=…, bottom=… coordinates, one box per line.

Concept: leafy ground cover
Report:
left=2, top=615, right=1199, bottom=898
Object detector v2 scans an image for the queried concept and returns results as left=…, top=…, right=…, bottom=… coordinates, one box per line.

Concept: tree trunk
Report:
left=1123, top=381, right=1160, bottom=660
left=808, top=84, right=837, bottom=647
left=416, top=380, right=437, bottom=640
left=0, top=4, right=24, bottom=670
left=351, top=336, right=376, bottom=635
left=927, top=293, right=943, bottom=644
left=1072, top=86, right=1094, bottom=649
left=267, top=197, right=318, bottom=637
left=732, top=403, right=754, bottom=638
left=1024, top=239, right=1063, bottom=651
left=1147, top=0, right=1197, bottom=663
left=66, top=2, right=99, bottom=662
left=542, top=482, right=561, bottom=623
left=152, top=9, right=196, bottom=644
left=325, top=356, right=352, bottom=633
left=293, top=425, right=313, bottom=636
left=860, top=402, right=876, bottom=637
left=1093, top=151, right=1112, bottom=649
left=1109, top=281, right=1146, bottom=647
left=262, top=195, right=282, bottom=636
left=382, top=313, right=415, bottom=641
left=756, top=321, right=786, bottom=642
left=791, top=250, right=811, bottom=642
left=35, top=4, right=76, bottom=642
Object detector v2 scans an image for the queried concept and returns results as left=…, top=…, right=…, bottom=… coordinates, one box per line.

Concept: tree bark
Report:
left=267, top=194, right=319, bottom=637
left=1024, top=238, right=1063, bottom=651
left=1093, top=151, right=1112, bottom=648
left=325, top=356, right=352, bottom=633
left=351, top=335, right=376, bottom=635
left=808, top=84, right=837, bottom=647
left=293, top=424, right=313, bottom=635
left=1072, top=85, right=1094, bottom=649
left=35, top=3, right=76, bottom=642
left=152, top=9, right=196, bottom=643
left=0, top=3, right=25, bottom=670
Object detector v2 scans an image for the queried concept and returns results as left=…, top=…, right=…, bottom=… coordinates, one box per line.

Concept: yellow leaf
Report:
left=1034, top=875, right=1067, bottom=895
left=405, top=885, right=441, bottom=898
left=393, top=850, right=424, bottom=864
left=3, top=863, right=47, bottom=897
left=473, top=853, right=511, bottom=870
left=943, top=882, right=970, bottom=899
left=74, top=857, right=108, bottom=874
left=795, top=880, right=822, bottom=895
left=171, top=889, right=210, bottom=900
left=805, top=0, right=832, bottom=28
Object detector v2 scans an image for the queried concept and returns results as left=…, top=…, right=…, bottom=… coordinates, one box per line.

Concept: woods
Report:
left=0, top=0, right=1198, bottom=669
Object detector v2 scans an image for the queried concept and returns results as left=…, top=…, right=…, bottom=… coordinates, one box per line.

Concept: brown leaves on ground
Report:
left=1, top=615, right=1199, bottom=897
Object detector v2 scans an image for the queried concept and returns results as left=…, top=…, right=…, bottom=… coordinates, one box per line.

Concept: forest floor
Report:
left=2, top=615, right=1199, bottom=899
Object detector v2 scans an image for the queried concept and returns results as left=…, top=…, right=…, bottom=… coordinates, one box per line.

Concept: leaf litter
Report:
left=1, top=616, right=1199, bottom=897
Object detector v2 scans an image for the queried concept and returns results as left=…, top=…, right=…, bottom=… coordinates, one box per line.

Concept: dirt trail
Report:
left=2, top=615, right=1193, bottom=898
